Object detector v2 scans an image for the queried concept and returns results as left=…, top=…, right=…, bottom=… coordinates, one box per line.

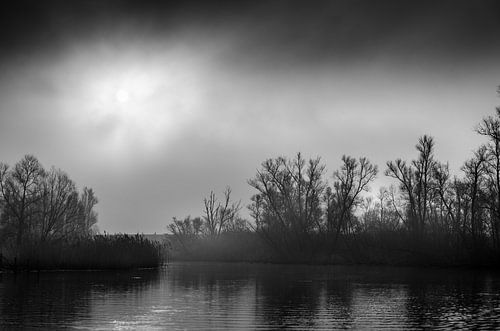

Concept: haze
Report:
left=0, top=0, right=499, bottom=233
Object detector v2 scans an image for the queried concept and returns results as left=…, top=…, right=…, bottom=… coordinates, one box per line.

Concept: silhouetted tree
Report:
left=386, top=135, right=436, bottom=239
left=167, top=88, right=500, bottom=265
left=0, top=155, right=99, bottom=255
left=203, top=187, right=241, bottom=237
left=0, top=155, right=44, bottom=252
left=462, top=146, right=488, bottom=248
left=169, top=216, right=202, bottom=237
left=38, top=167, right=81, bottom=241
left=432, top=162, right=455, bottom=234
left=168, top=216, right=202, bottom=252
left=359, top=187, right=402, bottom=233
left=326, top=155, right=378, bottom=245
left=248, top=153, right=326, bottom=253
left=476, top=104, right=500, bottom=248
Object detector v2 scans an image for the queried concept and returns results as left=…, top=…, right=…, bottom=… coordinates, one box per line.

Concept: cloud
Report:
left=0, top=1, right=499, bottom=232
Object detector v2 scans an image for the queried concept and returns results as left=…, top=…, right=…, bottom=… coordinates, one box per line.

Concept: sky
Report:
left=0, top=0, right=499, bottom=233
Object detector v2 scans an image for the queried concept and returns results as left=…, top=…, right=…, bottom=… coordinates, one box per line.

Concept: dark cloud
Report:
left=2, top=0, right=499, bottom=66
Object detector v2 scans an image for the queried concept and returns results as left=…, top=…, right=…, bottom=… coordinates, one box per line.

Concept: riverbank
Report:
left=168, top=232, right=500, bottom=268
left=0, top=234, right=168, bottom=271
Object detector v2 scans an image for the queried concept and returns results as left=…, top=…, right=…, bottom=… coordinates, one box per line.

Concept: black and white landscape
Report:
left=1, top=1, right=500, bottom=329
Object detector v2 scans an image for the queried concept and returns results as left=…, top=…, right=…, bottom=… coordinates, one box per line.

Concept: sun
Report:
left=70, top=53, right=203, bottom=156
left=115, top=89, right=130, bottom=103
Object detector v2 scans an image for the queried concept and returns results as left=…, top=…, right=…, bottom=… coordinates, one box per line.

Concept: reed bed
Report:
left=1, top=234, right=168, bottom=271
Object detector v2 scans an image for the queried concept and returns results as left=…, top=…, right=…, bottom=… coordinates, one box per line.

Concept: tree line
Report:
left=0, top=155, right=167, bottom=270
left=170, top=91, right=500, bottom=265
left=0, top=155, right=98, bottom=255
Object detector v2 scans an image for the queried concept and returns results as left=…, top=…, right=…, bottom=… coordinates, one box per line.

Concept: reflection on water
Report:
left=1, top=263, right=500, bottom=329
left=0, top=269, right=160, bottom=329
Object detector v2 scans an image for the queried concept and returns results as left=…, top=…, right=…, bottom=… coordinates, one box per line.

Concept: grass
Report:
left=0, top=234, right=168, bottom=271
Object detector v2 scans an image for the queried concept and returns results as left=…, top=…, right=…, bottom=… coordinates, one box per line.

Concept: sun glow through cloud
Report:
left=115, top=89, right=130, bottom=103
left=56, top=44, right=205, bottom=159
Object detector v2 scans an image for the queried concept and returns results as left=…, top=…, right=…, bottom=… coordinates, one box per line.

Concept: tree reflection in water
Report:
left=1, top=264, right=500, bottom=329
left=0, top=269, right=160, bottom=329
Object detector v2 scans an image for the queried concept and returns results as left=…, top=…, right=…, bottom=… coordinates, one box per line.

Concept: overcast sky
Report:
left=1, top=0, right=499, bottom=233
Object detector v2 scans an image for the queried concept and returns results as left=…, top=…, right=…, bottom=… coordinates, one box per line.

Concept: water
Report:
left=1, top=263, right=500, bottom=330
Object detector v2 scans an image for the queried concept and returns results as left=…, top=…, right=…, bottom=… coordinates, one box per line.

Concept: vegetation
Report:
left=1, top=234, right=166, bottom=270
left=4, top=91, right=500, bottom=269
left=169, top=90, right=500, bottom=267
left=0, top=156, right=165, bottom=271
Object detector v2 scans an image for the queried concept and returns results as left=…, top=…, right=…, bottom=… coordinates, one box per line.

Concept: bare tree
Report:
left=0, top=155, right=99, bottom=251
left=462, top=146, right=488, bottom=246
left=0, top=155, right=44, bottom=251
left=203, top=187, right=241, bottom=237
left=38, top=167, right=81, bottom=241
left=169, top=216, right=196, bottom=236
left=168, top=216, right=201, bottom=253
left=386, top=135, right=436, bottom=238
left=432, top=162, right=453, bottom=231
left=476, top=105, right=500, bottom=248
left=413, top=135, right=435, bottom=232
left=248, top=194, right=264, bottom=229
left=328, top=155, right=378, bottom=244
left=248, top=153, right=326, bottom=251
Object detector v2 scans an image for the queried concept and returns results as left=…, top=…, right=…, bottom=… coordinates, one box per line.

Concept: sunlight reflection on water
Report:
left=1, top=263, right=500, bottom=329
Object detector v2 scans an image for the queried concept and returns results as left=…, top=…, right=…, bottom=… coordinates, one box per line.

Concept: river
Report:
left=1, top=262, right=500, bottom=329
